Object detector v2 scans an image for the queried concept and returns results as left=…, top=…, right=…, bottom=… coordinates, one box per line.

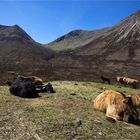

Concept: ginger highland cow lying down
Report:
left=117, top=76, right=139, bottom=89
left=93, top=90, right=139, bottom=124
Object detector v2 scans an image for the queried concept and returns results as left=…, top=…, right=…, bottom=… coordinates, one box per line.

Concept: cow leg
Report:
left=105, top=104, right=121, bottom=122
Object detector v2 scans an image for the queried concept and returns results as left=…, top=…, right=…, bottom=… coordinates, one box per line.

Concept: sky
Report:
left=0, top=0, right=140, bottom=44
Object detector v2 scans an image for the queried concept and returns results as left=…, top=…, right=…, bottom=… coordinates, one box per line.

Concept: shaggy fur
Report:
left=10, top=77, right=38, bottom=98
left=18, top=75, right=43, bottom=85
left=117, top=76, right=139, bottom=89
left=93, top=90, right=139, bottom=123
left=131, top=94, right=140, bottom=121
left=131, top=94, right=140, bottom=108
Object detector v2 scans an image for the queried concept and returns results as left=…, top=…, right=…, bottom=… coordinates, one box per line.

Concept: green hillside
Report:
left=46, top=28, right=110, bottom=51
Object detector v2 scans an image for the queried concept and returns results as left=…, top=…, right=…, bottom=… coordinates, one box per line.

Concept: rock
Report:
left=98, top=132, right=103, bottom=135
left=70, top=91, right=76, bottom=96
left=72, top=119, right=82, bottom=127
left=70, top=93, right=76, bottom=96
left=94, top=119, right=102, bottom=124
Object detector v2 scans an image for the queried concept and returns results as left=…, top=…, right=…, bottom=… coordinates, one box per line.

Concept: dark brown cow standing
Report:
left=101, top=76, right=111, bottom=84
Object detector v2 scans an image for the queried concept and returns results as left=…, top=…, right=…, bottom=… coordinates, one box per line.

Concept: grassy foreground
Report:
left=0, top=81, right=140, bottom=140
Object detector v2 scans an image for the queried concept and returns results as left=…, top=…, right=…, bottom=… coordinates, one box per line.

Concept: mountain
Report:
left=46, top=28, right=110, bottom=51
left=0, top=24, right=34, bottom=43
left=1, top=10, right=140, bottom=83
left=0, top=25, right=54, bottom=83
left=47, top=10, right=140, bottom=82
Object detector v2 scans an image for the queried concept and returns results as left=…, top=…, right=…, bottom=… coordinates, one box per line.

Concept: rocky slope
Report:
left=0, top=25, right=54, bottom=82
left=48, top=10, right=140, bottom=82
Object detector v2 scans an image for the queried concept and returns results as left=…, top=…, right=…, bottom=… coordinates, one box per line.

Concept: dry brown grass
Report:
left=0, top=81, right=140, bottom=140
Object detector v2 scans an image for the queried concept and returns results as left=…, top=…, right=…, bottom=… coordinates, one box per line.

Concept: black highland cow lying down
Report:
left=10, top=77, right=38, bottom=98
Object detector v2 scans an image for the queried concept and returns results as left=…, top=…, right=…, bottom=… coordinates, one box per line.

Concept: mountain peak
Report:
left=13, top=24, right=20, bottom=27
left=0, top=24, right=34, bottom=42
left=0, top=24, right=21, bottom=30
left=65, top=29, right=83, bottom=38
left=12, top=24, right=22, bottom=30
left=52, top=29, right=82, bottom=43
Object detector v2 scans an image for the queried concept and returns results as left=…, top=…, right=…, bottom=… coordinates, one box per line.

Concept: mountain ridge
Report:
left=46, top=10, right=140, bottom=52
left=47, top=10, right=140, bottom=82
left=0, top=10, right=140, bottom=83
left=0, top=24, right=54, bottom=83
left=46, top=27, right=111, bottom=51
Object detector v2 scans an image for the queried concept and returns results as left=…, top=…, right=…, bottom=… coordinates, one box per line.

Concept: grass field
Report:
left=0, top=81, right=140, bottom=140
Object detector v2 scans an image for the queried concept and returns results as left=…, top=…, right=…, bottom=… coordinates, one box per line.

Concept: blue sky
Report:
left=0, top=0, right=140, bottom=44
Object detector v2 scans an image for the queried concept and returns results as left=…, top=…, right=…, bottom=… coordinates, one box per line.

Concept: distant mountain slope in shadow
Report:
left=0, top=24, right=54, bottom=82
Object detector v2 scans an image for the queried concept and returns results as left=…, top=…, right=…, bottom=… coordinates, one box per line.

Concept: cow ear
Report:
left=123, top=96, right=132, bottom=104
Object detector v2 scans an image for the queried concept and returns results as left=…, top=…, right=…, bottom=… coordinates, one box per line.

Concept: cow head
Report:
left=117, top=95, right=139, bottom=124
left=117, top=76, right=124, bottom=84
